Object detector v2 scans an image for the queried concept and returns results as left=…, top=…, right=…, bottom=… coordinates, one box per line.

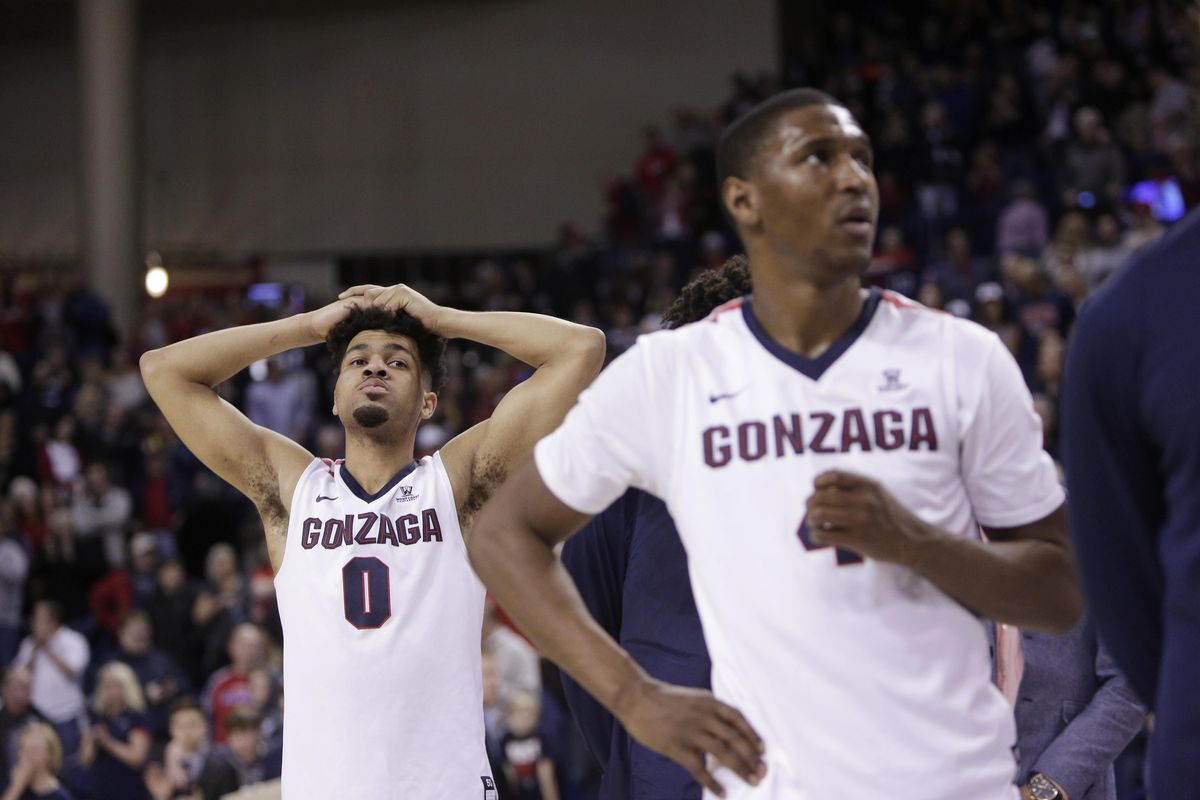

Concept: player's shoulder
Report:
left=875, top=290, right=1003, bottom=356
left=641, top=295, right=748, bottom=349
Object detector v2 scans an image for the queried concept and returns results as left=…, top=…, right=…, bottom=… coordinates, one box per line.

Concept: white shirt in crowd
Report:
left=15, top=626, right=90, bottom=723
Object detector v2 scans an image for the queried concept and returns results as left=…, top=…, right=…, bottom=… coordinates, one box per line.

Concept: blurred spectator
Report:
left=0, top=669, right=47, bottom=792
left=97, top=612, right=188, bottom=738
left=1061, top=108, right=1125, bottom=210
left=973, top=282, right=1020, bottom=357
left=243, top=358, right=313, bottom=444
left=996, top=180, right=1049, bottom=255
left=213, top=709, right=280, bottom=788
left=925, top=227, right=996, bottom=301
left=1077, top=213, right=1128, bottom=290
left=70, top=463, right=131, bottom=573
left=126, top=535, right=159, bottom=609
left=201, top=625, right=271, bottom=745
left=6, top=481, right=43, bottom=558
left=73, top=662, right=150, bottom=800
left=480, top=650, right=510, bottom=798
left=102, top=351, right=145, bottom=417
left=13, top=603, right=87, bottom=759
left=482, top=599, right=540, bottom=709
left=0, top=515, right=29, bottom=666
left=501, top=692, right=559, bottom=800
left=36, top=420, right=79, bottom=496
left=244, top=671, right=280, bottom=755
left=145, top=561, right=197, bottom=687
left=0, top=722, right=73, bottom=800
left=142, top=699, right=237, bottom=800
left=634, top=127, right=679, bottom=202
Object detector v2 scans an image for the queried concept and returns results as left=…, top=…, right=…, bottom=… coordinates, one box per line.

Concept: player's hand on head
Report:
left=304, top=295, right=370, bottom=340
left=340, top=283, right=444, bottom=333
left=618, top=678, right=766, bottom=798
left=806, top=469, right=932, bottom=565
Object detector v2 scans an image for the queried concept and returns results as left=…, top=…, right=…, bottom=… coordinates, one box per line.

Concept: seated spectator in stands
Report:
left=74, top=663, right=150, bottom=800
left=482, top=599, right=540, bottom=709
left=213, top=709, right=280, bottom=789
left=13, top=603, right=88, bottom=759
left=7, top=480, right=45, bottom=559
left=500, top=692, right=558, bottom=800
left=203, top=544, right=246, bottom=624
left=865, top=225, right=919, bottom=298
left=69, top=462, right=131, bottom=572
left=926, top=226, right=996, bottom=302
left=202, top=625, right=271, bottom=744
left=142, top=699, right=237, bottom=800
left=245, top=670, right=281, bottom=756
left=634, top=126, right=679, bottom=203
left=126, top=535, right=158, bottom=610
left=996, top=180, right=1049, bottom=255
left=0, top=722, right=73, bottom=800
left=1076, top=213, right=1128, bottom=290
left=0, top=515, right=29, bottom=666
left=98, top=612, right=188, bottom=738
left=480, top=650, right=511, bottom=799
left=973, top=281, right=1019, bottom=356
left=1061, top=107, right=1125, bottom=211
left=35, top=419, right=79, bottom=499
left=243, top=357, right=313, bottom=443
left=145, top=561, right=196, bottom=686
left=0, top=669, right=47, bottom=792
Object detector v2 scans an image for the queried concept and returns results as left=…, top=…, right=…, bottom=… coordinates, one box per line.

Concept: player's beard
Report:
left=352, top=405, right=390, bottom=428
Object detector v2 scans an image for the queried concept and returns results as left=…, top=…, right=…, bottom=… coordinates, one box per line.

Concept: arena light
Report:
left=145, top=266, right=169, bottom=298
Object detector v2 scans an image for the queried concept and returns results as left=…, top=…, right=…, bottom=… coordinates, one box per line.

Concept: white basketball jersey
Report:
left=536, top=289, right=1063, bottom=800
left=273, top=452, right=495, bottom=800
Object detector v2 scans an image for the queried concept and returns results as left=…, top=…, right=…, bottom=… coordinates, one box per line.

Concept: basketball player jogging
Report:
left=139, top=284, right=604, bottom=799
left=469, top=89, right=1083, bottom=800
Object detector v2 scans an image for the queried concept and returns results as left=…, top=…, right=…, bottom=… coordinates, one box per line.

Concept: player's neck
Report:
left=748, top=274, right=865, bottom=360
left=343, top=431, right=417, bottom=494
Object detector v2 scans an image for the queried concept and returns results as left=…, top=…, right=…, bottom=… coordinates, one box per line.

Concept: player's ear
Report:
left=421, top=390, right=437, bottom=421
left=723, top=176, right=761, bottom=231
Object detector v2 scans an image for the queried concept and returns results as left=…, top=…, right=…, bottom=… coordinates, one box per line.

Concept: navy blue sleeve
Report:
left=557, top=489, right=637, bottom=769
left=1062, top=296, right=1163, bottom=706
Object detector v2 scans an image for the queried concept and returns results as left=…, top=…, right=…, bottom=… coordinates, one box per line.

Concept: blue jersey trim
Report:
left=338, top=460, right=419, bottom=503
left=741, top=288, right=881, bottom=380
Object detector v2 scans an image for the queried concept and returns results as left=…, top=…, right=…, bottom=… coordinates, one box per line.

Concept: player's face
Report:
left=740, top=104, right=879, bottom=284
left=333, top=330, right=435, bottom=436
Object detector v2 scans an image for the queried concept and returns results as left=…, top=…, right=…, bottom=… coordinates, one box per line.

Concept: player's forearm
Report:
left=468, top=523, right=649, bottom=721
left=438, top=309, right=605, bottom=371
left=905, top=529, right=1082, bottom=633
left=139, top=314, right=319, bottom=390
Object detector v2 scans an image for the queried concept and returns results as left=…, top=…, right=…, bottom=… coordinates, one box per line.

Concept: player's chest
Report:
left=683, top=357, right=955, bottom=471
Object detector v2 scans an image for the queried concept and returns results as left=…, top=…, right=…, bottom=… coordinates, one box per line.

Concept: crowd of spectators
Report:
left=0, top=2, right=1194, bottom=798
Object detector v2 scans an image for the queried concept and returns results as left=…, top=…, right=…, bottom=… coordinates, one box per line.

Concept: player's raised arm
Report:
left=470, top=456, right=766, bottom=798
left=338, top=283, right=606, bottom=525
left=139, top=298, right=364, bottom=560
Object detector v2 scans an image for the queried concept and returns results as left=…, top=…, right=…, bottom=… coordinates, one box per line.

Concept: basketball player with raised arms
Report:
left=139, top=284, right=604, bottom=799
left=469, top=89, right=1083, bottom=799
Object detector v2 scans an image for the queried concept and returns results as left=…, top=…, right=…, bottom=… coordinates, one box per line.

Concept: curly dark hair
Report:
left=325, top=306, right=448, bottom=393
left=661, top=254, right=752, bottom=329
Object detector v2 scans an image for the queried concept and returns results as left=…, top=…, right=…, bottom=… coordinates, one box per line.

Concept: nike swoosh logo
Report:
left=709, top=388, right=747, bottom=403
left=315, top=495, right=338, bottom=503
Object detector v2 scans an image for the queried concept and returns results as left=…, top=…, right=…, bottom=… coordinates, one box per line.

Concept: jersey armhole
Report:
left=271, top=457, right=325, bottom=584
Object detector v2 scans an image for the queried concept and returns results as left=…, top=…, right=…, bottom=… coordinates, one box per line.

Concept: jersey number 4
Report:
left=342, top=557, right=392, bottom=629
left=796, top=515, right=863, bottom=566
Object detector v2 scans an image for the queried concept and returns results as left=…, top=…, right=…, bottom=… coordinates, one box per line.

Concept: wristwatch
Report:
left=1029, top=773, right=1062, bottom=800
